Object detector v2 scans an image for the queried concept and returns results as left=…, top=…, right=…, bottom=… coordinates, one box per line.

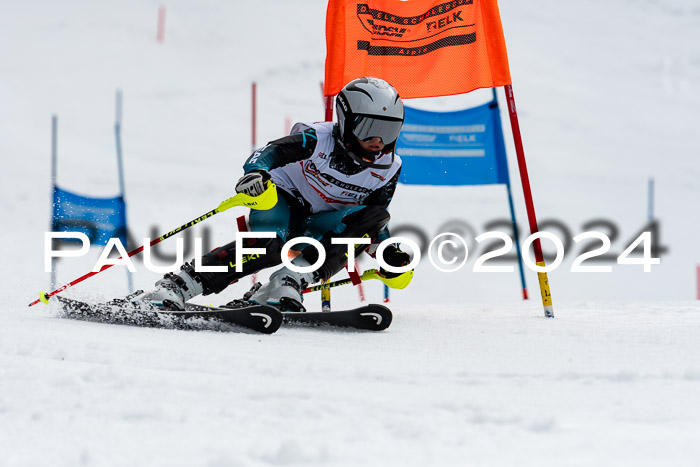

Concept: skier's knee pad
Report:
left=340, top=205, right=391, bottom=237
left=197, top=236, right=284, bottom=295
left=302, top=205, right=390, bottom=280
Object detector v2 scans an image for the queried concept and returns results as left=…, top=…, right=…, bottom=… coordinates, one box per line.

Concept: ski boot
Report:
left=249, top=258, right=316, bottom=312
left=132, top=265, right=203, bottom=310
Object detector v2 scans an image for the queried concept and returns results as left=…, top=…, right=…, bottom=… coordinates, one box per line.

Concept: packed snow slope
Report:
left=1, top=1, right=699, bottom=466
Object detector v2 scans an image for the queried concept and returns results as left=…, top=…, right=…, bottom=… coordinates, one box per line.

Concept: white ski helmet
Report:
left=335, top=77, right=404, bottom=151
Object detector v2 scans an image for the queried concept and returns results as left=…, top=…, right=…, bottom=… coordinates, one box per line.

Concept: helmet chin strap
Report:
left=346, top=149, right=394, bottom=169
left=334, top=129, right=394, bottom=169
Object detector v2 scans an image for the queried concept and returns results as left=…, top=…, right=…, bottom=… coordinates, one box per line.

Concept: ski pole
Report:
left=302, top=268, right=413, bottom=294
left=29, top=183, right=278, bottom=307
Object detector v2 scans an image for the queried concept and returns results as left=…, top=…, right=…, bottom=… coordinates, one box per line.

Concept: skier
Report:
left=134, top=77, right=413, bottom=311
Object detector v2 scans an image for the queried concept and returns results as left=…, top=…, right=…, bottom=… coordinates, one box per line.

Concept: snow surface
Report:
left=1, top=0, right=699, bottom=465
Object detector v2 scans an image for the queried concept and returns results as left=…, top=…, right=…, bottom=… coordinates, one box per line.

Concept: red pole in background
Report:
left=504, top=84, right=554, bottom=318
left=321, top=82, right=333, bottom=122
left=156, top=6, right=166, bottom=43
left=324, top=96, right=334, bottom=122
left=324, top=88, right=334, bottom=122
left=321, top=90, right=334, bottom=311
left=251, top=82, right=257, bottom=151
left=250, top=82, right=258, bottom=285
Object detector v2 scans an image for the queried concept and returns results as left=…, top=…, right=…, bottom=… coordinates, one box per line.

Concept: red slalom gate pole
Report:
left=504, top=84, right=554, bottom=318
left=250, top=82, right=258, bottom=285
left=156, top=6, right=166, bottom=43
left=322, top=91, right=366, bottom=305
left=251, top=82, right=257, bottom=151
left=321, top=92, right=334, bottom=310
left=324, top=94, right=334, bottom=122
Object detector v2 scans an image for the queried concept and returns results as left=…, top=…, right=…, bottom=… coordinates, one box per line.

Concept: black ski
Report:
left=57, top=296, right=282, bottom=334
left=184, top=302, right=394, bottom=331
left=183, top=303, right=282, bottom=334
left=281, top=304, right=392, bottom=331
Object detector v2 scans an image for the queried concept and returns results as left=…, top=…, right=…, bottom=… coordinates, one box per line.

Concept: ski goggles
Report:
left=352, top=116, right=403, bottom=144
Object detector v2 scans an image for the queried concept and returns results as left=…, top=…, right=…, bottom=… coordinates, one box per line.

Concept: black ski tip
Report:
left=282, top=304, right=393, bottom=331
left=223, top=304, right=283, bottom=334
left=366, top=304, right=392, bottom=330
left=355, top=304, right=392, bottom=331
left=186, top=302, right=282, bottom=334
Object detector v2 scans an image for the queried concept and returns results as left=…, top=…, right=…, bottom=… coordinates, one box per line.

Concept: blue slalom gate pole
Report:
left=506, top=182, right=528, bottom=299
left=493, top=88, right=528, bottom=299
left=115, top=89, right=134, bottom=293
left=50, top=115, right=58, bottom=293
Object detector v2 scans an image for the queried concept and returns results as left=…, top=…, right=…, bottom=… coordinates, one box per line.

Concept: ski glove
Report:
left=379, top=243, right=412, bottom=279
left=235, top=170, right=271, bottom=197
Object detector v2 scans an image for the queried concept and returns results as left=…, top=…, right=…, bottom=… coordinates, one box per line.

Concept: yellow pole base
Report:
left=536, top=262, right=554, bottom=318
